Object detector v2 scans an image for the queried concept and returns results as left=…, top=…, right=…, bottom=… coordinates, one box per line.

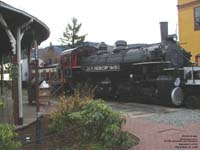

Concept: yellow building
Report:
left=178, top=0, right=200, bottom=63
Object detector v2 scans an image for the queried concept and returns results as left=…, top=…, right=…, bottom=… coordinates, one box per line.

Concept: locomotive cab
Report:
left=183, top=67, right=200, bottom=108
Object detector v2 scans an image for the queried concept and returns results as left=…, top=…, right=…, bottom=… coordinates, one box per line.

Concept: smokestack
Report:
left=160, top=22, right=168, bottom=42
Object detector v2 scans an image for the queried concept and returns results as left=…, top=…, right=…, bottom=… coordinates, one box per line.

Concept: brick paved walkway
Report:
left=124, top=116, right=200, bottom=150
left=14, top=100, right=200, bottom=150
left=15, top=100, right=57, bottom=130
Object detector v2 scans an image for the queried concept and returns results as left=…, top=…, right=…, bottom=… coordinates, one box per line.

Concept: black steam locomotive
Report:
left=59, top=23, right=200, bottom=108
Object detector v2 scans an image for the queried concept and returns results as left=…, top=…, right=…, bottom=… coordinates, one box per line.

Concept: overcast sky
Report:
left=4, top=0, right=178, bottom=48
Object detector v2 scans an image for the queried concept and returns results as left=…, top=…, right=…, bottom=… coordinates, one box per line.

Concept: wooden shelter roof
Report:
left=0, top=1, right=50, bottom=55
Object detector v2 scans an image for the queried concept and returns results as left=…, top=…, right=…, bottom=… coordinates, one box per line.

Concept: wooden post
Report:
left=16, top=19, right=33, bottom=125
left=13, top=54, right=19, bottom=125
left=35, top=60, right=40, bottom=112
left=16, top=28, right=23, bottom=125
left=34, top=41, right=40, bottom=112
left=34, top=41, right=41, bottom=144
left=27, top=48, right=32, bottom=104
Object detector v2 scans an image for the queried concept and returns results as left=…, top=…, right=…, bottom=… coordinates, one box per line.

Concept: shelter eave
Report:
left=0, top=1, right=50, bottom=48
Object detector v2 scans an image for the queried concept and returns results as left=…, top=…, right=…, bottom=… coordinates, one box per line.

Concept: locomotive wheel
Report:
left=171, top=87, right=183, bottom=107
left=185, top=96, right=200, bottom=109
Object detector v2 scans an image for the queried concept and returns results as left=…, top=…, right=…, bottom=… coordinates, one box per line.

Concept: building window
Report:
left=194, top=7, right=200, bottom=30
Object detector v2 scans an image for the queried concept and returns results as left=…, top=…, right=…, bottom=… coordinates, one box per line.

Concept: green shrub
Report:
left=77, top=100, right=138, bottom=149
left=49, top=94, right=91, bottom=133
left=49, top=94, right=139, bottom=149
left=0, top=124, right=21, bottom=150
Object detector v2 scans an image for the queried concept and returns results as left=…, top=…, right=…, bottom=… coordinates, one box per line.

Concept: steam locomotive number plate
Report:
left=84, top=65, right=120, bottom=72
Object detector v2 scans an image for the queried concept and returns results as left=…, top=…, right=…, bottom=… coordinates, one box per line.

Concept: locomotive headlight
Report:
left=130, top=74, right=133, bottom=79
left=174, top=77, right=181, bottom=87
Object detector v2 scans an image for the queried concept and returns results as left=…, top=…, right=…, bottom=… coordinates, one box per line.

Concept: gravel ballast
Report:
left=142, top=109, right=200, bottom=127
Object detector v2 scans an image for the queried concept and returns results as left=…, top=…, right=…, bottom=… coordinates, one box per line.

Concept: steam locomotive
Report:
left=58, top=23, right=200, bottom=108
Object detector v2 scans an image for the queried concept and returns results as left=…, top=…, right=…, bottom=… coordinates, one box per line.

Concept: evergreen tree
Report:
left=60, top=17, right=87, bottom=48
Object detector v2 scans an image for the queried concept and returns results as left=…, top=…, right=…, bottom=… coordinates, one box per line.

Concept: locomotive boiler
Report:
left=59, top=22, right=200, bottom=108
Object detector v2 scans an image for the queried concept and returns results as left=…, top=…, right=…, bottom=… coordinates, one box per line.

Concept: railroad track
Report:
left=106, top=102, right=180, bottom=118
